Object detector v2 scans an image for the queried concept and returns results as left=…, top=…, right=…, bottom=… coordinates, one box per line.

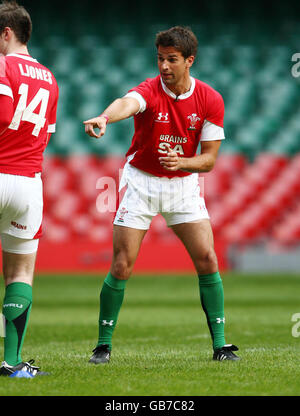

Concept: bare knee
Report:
left=195, top=247, right=218, bottom=275
left=110, top=256, right=134, bottom=280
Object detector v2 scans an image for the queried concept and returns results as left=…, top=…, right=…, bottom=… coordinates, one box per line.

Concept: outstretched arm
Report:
left=83, top=97, right=140, bottom=139
left=159, top=140, right=222, bottom=173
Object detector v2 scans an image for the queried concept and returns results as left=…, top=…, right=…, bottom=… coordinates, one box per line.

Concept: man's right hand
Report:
left=83, top=115, right=108, bottom=138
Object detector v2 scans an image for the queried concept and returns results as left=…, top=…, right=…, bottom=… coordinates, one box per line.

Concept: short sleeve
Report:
left=124, top=91, right=147, bottom=114
left=200, top=120, right=225, bottom=141
left=128, top=78, right=154, bottom=112
left=205, top=89, right=224, bottom=128
left=0, top=56, right=13, bottom=99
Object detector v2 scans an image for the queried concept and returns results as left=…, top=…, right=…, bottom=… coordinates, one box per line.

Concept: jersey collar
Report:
left=160, top=76, right=195, bottom=100
left=6, top=53, right=38, bottom=63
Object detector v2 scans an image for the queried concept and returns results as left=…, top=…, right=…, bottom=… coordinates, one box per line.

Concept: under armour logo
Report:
left=216, top=317, right=225, bottom=324
left=157, top=112, right=169, bottom=121
left=101, top=320, right=114, bottom=326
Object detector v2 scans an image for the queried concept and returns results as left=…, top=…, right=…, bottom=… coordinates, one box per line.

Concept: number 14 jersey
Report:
left=0, top=53, right=59, bottom=177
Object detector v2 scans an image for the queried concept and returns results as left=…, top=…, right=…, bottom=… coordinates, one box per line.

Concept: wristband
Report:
left=99, top=114, right=109, bottom=123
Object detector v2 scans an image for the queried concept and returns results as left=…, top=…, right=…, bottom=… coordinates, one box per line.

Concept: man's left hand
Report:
left=159, top=144, right=183, bottom=171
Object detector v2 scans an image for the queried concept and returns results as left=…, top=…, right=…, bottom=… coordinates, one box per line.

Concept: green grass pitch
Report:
left=0, top=272, right=299, bottom=396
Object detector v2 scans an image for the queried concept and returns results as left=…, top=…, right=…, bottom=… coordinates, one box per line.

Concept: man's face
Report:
left=157, top=45, right=194, bottom=86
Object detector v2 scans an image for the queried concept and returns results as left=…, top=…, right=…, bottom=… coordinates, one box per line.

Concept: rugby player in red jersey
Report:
left=0, top=1, right=58, bottom=377
left=84, top=26, right=239, bottom=363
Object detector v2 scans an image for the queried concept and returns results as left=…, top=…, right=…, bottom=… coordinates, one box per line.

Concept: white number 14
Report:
left=9, top=83, right=50, bottom=137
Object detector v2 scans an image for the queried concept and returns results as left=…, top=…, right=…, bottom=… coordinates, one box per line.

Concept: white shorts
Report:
left=114, top=160, right=210, bottom=230
left=0, top=173, right=43, bottom=252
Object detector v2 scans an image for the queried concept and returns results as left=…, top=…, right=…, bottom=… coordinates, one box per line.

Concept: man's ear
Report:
left=186, top=55, right=195, bottom=68
left=2, top=27, right=12, bottom=41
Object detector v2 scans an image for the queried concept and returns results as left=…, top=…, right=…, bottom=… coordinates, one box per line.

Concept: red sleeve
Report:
left=0, top=94, right=14, bottom=135
left=0, top=56, right=13, bottom=92
left=205, top=89, right=224, bottom=128
left=128, top=78, right=154, bottom=110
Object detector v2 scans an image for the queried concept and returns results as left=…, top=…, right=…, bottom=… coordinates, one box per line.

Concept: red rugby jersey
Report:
left=0, top=53, right=59, bottom=177
left=126, top=76, right=224, bottom=178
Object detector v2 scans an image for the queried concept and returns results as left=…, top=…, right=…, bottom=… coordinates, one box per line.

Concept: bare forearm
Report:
left=179, top=153, right=216, bottom=173
left=102, top=98, right=137, bottom=123
left=84, top=97, right=139, bottom=138
left=159, top=144, right=218, bottom=173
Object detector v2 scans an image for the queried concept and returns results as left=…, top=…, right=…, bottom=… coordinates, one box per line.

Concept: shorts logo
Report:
left=155, top=112, right=169, bottom=123
left=10, top=221, right=27, bottom=230
left=117, top=207, right=128, bottom=223
left=187, top=113, right=201, bottom=130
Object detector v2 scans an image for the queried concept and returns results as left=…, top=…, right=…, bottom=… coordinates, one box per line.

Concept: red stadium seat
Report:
left=272, top=221, right=300, bottom=245
left=221, top=179, right=257, bottom=217
left=221, top=223, right=258, bottom=244
left=42, top=155, right=63, bottom=174
left=49, top=190, right=81, bottom=222
left=99, top=156, right=126, bottom=179
left=42, top=220, right=70, bottom=242
left=237, top=203, right=268, bottom=230
left=243, top=166, right=270, bottom=191
left=65, top=154, right=98, bottom=174
left=209, top=203, right=232, bottom=233
left=40, top=153, right=300, bottom=247
left=265, top=182, right=295, bottom=208
left=259, top=192, right=283, bottom=219
left=43, top=166, right=72, bottom=201
left=215, top=153, right=247, bottom=175
left=255, top=153, right=288, bottom=173
left=200, top=171, right=227, bottom=203
left=87, top=222, right=112, bottom=242
left=277, top=166, right=300, bottom=193
left=290, top=154, right=300, bottom=172
left=88, top=203, right=115, bottom=224
left=78, top=168, right=107, bottom=201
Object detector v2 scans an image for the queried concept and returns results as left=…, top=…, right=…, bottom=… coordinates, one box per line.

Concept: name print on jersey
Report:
left=18, top=63, right=53, bottom=85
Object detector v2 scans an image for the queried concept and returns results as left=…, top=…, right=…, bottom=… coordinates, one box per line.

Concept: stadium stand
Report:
left=4, top=0, right=299, bottom=271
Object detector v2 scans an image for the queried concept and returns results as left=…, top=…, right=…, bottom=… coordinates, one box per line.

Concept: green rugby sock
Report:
left=2, top=282, right=32, bottom=366
left=97, top=273, right=127, bottom=351
left=198, top=272, right=226, bottom=351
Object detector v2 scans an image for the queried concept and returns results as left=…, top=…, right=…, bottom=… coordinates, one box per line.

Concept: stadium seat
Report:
left=43, top=166, right=72, bottom=201
left=64, top=154, right=99, bottom=175
left=87, top=223, right=112, bottom=242
left=69, top=213, right=93, bottom=239
left=43, top=219, right=71, bottom=242
left=49, top=191, right=81, bottom=222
